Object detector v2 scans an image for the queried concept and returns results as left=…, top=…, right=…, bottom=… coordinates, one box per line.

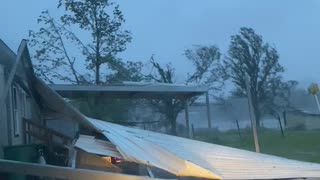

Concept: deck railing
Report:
left=23, top=118, right=73, bottom=147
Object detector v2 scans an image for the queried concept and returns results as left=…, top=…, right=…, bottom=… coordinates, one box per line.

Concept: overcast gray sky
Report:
left=1, top=0, right=320, bottom=88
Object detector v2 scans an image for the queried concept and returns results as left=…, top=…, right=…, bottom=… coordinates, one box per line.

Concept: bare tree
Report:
left=147, top=45, right=225, bottom=135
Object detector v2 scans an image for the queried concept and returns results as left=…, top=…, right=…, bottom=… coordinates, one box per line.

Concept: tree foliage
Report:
left=29, top=0, right=132, bottom=85
left=59, top=0, right=131, bottom=84
left=29, top=11, right=81, bottom=84
left=147, top=45, right=225, bottom=135
left=224, top=27, right=296, bottom=124
left=185, top=45, right=226, bottom=95
left=29, top=0, right=141, bottom=123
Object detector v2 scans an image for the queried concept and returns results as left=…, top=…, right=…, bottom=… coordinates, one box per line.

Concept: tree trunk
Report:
left=170, top=115, right=177, bottom=135
left=167, top=108, right=178, bottom=136
left=95, top=31, right=101, bottom=85
left=251, top=91, right=261, bottom=127
left=95, top=63, right=100, bottom=85
left=254, top=107, right=261, bottom=127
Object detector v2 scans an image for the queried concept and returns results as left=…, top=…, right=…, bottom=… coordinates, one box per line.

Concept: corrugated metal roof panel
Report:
left=87, top=117, right=320, bottom=180
left=89, top=118, right=221, bottom=179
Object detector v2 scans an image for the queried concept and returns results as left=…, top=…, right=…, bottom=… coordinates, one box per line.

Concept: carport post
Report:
left=206, top=92, right=212, bottom=128
left=185, top=99, right=190, bottom=138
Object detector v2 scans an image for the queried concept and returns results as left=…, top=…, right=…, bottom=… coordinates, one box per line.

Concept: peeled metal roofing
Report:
left=30, top=68, right=320, bottom=179
left=87, top=117, right=320, bottom=180
left=75, top=135, right=122, bottom=158
left=88, top=118, right=221, bottom=179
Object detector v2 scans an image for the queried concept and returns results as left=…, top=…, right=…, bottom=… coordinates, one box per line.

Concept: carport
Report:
left=49, top=82, right=212, bottom=136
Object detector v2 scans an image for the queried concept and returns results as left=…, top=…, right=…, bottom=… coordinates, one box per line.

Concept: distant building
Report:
left=177, top=97, right=290, bottom=131
left=286, top=89, right=320, bottom=130
left=286, top=109, right=320, bottom=130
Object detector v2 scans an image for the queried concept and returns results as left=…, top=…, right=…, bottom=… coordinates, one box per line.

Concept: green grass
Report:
left=194, top=128, right=320, bottom=163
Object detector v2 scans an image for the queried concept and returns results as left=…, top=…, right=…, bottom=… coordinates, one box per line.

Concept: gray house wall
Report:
left=0, top=39, right=44, bottom=158
left=9, top=61, right=44, bottom=146
left=0, top=65, right=8, bottom=158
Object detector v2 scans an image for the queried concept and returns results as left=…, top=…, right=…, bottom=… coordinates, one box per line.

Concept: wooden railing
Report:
left=23, top=118, right=73, bottom=147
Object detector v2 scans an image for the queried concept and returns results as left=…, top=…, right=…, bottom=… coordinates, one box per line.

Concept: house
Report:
left=0, top=39, right=76, bottom=160
left=285, top=109, right=320, bottom=130
left=0, top=40, right=43, bottom=157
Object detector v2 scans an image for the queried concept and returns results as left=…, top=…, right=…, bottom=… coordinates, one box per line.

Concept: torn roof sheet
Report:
left=87, top=117, right=320, bottom=180
left=89, top=118, right=221, bottom=179
left=75, top=135, right=122, bottom=158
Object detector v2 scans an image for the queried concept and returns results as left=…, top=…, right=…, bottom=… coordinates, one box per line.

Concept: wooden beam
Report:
left=245, top=77, right=260, bottom=153
left=191, top=124, right=195, bottom=139
left=0, top=159, right=160, bottom=180
left=24, top=118, right=72, bottom=141
left=146, top=166, right=155, bottom=178
left=184, top=100, right=190, bottom=138
left=72, top=150, right=78, bottom=169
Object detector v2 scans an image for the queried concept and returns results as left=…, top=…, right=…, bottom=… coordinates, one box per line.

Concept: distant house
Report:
left=177, top=98, right=252, bottom=130
left=286, top=90, right=320, bottom=130
left=286, top=109, right=320, bottom=130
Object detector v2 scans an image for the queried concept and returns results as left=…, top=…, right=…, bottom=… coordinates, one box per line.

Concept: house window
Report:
left=25, top=96, right=31, bottom=119
left=12, top=86, right=20, bottom=137
left=21, top=91, right=26, bottom=118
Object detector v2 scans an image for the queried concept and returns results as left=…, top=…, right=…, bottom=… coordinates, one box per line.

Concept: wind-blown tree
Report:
left=224, top=27, right=295, bottom=126
left=29, top=0, right=132, bottom=84
left=185, top=45, right=226, bottom=95
left=29, top=0, right=141, bottom=122
left=147, top=45, right=225, bottom=135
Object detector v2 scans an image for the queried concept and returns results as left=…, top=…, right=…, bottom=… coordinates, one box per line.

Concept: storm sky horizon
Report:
left=1, top=0, right=320, bottom=91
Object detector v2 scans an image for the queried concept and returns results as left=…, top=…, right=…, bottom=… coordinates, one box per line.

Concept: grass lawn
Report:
left=194, top=128, right=320, bottom=163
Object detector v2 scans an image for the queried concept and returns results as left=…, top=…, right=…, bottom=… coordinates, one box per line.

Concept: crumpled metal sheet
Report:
left=87, top=117, right=320, bottom=180
left=88, top=118, right=221, bottom=179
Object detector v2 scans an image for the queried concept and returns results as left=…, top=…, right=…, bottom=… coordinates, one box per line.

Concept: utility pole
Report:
left=314, top=94, right=320, bottom=113
left=246, top=76, right=260, bottom=153
left=206, top=92, right=212, bottom=128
